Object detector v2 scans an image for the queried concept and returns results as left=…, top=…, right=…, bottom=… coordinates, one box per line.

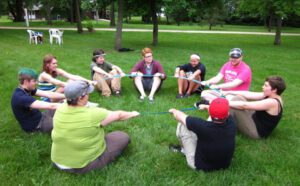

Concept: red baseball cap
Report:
left=209, top=98, right=229, bottom=122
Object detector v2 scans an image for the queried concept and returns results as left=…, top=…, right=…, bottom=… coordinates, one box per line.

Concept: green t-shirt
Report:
left=90, top=61, right=113, bottom=79
left=51, top=103, right=109, bottom=168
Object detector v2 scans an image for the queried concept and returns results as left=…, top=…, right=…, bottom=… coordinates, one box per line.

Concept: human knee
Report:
left=110, top=69, right=118, bottom=75
left=231, top=95, right=246, bottom=101
left=179, top=70, right=186, bottom=76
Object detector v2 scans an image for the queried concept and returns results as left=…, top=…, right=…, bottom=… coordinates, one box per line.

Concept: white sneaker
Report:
left=139, top=95, right=146, bottom=101
left=86, top=101, right=99, bottom=107
left=148, top=96, right=154, bottom=103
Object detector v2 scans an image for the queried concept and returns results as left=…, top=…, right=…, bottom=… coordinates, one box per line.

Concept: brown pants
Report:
left=230, top=96, right=260, bottom=139
left=60, top=131, right=130, bottom=174
left=93, top=70, right=121, bottom=96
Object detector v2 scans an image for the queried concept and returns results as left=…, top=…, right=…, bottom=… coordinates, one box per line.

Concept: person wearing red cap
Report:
left=224, top=76, right=286, bottom=139
left=169, top=98, right=236, bottom=171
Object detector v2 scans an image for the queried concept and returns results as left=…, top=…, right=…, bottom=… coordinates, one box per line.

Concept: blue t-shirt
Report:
left=11, top=88, right=42, bottom=132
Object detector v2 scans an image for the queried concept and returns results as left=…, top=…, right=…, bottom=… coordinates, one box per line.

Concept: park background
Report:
left=0, top=0, right=300, bottom=185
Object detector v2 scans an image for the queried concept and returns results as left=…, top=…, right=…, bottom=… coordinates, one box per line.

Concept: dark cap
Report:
left=229, top=48, right=243, bottom=58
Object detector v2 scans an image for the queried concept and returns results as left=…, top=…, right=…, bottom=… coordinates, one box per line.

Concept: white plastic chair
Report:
left=49, top=29, right=63, bottom=45
left=27, top=29, right=38, bottom=44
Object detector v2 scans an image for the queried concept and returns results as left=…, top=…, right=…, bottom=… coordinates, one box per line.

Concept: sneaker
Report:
left=148, top=96, right=154, bottom=103
left=194, top=99, right=210, bottom=108
left=86, top=101, right=99, bottom=107
left=114, top=90, right=121, bottom=96
left=139, top=95, right=146, bottom=101
left=176, top=93, right=183, bottom=99
left=169, top=144, right=185, bottom=155
left=183, top=93, right=190, bottom=98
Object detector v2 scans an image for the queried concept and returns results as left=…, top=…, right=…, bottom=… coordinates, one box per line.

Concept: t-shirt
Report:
left=11, top=88, right=42, bottom=132
left=178, top=63, right=206, bottom=81
left=51, top=103, right=109, bottom=168
left=219, top=61, right=252, bottom=91
left=90, top=61, right=113, bottom=78
left=186, top=116, right=236, bottom=171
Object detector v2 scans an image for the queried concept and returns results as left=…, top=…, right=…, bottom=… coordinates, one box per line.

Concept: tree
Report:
left=110, top=0, right=115, bottom=26
left=164, top=0, right=191, bottom=26
left=74, top=0, right=83, bottom=33
left=239, top=0, right=300, bottom=45
left=114, top=0, right=123, bottom=50
left=150, top=0, right=158, bottom=46
left=201, top=0, right=225, bottom=30
left=8, top=0, right=25, bottom=22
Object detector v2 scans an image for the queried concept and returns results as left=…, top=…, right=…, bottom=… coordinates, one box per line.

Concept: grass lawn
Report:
left=0, top=29, right=300, bottom=185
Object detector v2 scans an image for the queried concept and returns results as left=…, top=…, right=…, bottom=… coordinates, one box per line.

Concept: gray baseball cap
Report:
left=64, top=80, right=94, bottom=100
left=229, top=48, right=243, bottom=58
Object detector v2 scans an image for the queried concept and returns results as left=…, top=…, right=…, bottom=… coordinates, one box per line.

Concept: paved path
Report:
left=0, top=26, right=299, bottom=36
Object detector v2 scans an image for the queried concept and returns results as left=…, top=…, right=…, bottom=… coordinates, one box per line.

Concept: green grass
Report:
left=1, top=15, right=300, bottom=33
left=0, top=29, right=300, bottom=185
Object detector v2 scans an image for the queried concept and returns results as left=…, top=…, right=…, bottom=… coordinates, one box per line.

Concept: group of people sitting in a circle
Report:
left=11, top=47, right=286, bottom=173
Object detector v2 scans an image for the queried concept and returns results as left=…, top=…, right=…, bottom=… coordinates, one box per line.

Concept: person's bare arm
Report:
left=39, top=72, right=66, bottom=87
left=169, top=108, right=188, bottom=125
left=35, top=90, right=65, bottom=100
left=100, top=111, right=140, bottom=126
left=211, top=79, right=243, bottom=90
left=30, top=100, right=61, bottom=110
left=229, top=98, right=277, bottom=111
left=58, top=68, right=92, bottom=83
left=222, top=90, right=265, bottom=100
left=202, top=73, right=223, bottom=86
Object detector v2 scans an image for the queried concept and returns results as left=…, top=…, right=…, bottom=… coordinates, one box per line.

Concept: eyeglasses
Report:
left=144, top=55, right=153, bottom=58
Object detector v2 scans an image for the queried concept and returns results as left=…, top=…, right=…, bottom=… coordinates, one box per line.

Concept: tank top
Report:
left=252, top=98, right=283, bottom=138
left=38, top=81, right=57, bottom=102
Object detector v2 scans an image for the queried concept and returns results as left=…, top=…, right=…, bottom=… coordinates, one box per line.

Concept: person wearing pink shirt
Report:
left=199, top=48, right=252, bottom=103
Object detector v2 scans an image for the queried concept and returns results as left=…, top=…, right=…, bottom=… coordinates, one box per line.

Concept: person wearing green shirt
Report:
left=51, top=80, right=139, bottom=174
left=91, top=49, right=126, bottom=97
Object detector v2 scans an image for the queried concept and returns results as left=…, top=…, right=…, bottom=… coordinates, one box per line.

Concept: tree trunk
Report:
left=114, top=0, right=123, bottom=51
left=45, top=2, right=52, bottom=25
left=69, top=0, right=74, bottom=23
left=110, top=0, right=116, bottom=27
left=7, top=1, right=16, bottom=20
left=209, top=23, right=212, bottom=30
left=150, top=0, right=158, bottom=46
left=74, top=0, right=83, bottom=33
left=15, top=0, right=24, bottom=22
left=166, top=15, right=170, bottom=24
left=268, top=13, right=273, bottom=32
left=274, top=15, right=282, bottom=45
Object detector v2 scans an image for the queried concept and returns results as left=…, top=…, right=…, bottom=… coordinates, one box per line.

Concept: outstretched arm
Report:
left=58, top=68, right=92, bottom=83
left=35, top=90, right=65, bottom=100
left=229, top=98, right=277, bottom=111
left=222, top=90, right=265, bottom=100
left=169, top=108, right=188, bottom=125
left=202, top=73, right=223, bottom=85
left=101, top=111, right=140, bottom=126
left=30, top=100, right=61, bottom=110
left=39, top=72, right=67, bottom=87
left=211, top=78, right=243, bottom=90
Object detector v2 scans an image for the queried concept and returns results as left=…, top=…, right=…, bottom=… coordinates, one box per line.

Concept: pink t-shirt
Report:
left=219, top=61, right=252, bottom=91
